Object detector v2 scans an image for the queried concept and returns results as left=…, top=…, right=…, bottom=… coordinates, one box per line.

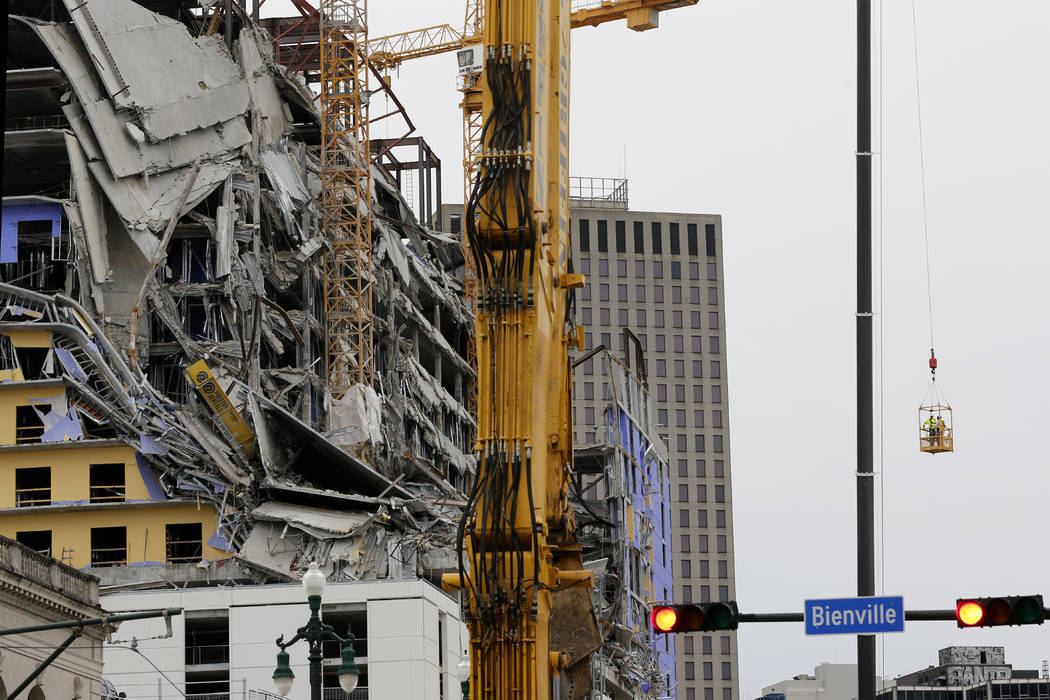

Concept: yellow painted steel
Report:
left=320, top=0, right=375, bottom=466
left=185, top=360, right=256, bottom=455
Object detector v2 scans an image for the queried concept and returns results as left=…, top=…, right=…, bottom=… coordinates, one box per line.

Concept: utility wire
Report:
left=911, top=0, right=936, bottom=349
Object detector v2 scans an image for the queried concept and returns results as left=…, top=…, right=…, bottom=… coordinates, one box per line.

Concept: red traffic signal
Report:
left=955, top=595, right=1044, bottom=628
left=650, top=602, right=739, bottom=633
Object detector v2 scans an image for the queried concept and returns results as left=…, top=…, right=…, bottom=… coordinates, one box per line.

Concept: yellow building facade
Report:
left=0, top=329, right=232, bottom=570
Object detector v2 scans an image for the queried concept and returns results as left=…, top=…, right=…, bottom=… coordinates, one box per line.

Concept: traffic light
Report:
left=650, top=602, right=740, bottom=633
left=955, top=595, right=1044, bottom=628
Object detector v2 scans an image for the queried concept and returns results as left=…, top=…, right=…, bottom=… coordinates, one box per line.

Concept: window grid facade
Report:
left=568, top=208, right=737, bottom=700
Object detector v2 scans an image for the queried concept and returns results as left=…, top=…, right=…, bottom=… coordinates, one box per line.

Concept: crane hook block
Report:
left=929, top=357, right=937, bottom=370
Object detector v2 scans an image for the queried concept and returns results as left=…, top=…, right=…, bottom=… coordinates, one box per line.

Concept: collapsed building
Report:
left=570, top=345, right=676, bottom=700
left=1, top=0, right=475, bottom=590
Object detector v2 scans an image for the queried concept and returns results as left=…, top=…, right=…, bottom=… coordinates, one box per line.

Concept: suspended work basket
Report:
left=919, top=403, right=953, bottom=454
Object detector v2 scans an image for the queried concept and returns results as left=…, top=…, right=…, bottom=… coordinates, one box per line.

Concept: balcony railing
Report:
left=322, top=688, right=368, bottom=700
left=186, top=644, right=231, bottom=666
left=15, top=487, right=51, bottom=507
left=90, top=547, right=127, bottom=567
left=0, top=537, right=98, bottom=605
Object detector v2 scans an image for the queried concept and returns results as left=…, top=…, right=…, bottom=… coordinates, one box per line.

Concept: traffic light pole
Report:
left=855, top=1, right=876, bottom=700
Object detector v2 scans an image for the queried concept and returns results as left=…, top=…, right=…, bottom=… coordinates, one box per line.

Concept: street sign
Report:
left=804, top=596, right=905, bottom=635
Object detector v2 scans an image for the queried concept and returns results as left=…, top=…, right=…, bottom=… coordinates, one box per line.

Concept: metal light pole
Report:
left=855, top=2, right=876, bottom=700
left=272, top=562, right=360, bottom=700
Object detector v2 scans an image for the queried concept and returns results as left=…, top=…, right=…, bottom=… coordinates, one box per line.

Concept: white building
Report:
left=101, top=578, right=467, bottom=700
left=758, top=664, right=893, bottom=700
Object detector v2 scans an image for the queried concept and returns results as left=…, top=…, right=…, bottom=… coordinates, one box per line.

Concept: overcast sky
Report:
left=265, top=0, right=1050, bottom=695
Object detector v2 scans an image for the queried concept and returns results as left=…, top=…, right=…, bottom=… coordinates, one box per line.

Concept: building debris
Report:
left=3, top=0, right=474, bottom=590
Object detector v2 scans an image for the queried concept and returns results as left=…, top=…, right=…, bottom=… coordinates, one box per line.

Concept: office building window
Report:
left=581, top=308, right=592, bottom=325
left=721, top=663, right=732, bottom=681
left=692, top=336, right=702, bottom=352
left=712, top=411, right=723, bottom=428
left=720, top=637, right=731, bottom=655
left=653, top=260, right=664, bottom=278
left=678, top=484, right=689, bottom=502
left=712, top=386, right=722, bottom=403
left=715, top=485, right=726, bottom=503
left=635, top=284, right=646, bottom=302
left=684, top=636, right=695, bottom=654
left=656, top=358, right=666, bottom=376
left=691, top=287, right=701, bottom=304
left=709, top=336, right=721, bottom=354
left=702, top=637, right=713, bottom=655
left=581, top=284, right=591, bottom=301
left=670, top=223, right=681, bottom=254
left=696, top=459, right=706, bottom=477
left=634, top=222, right=644, bottom=253
left=723, top=688, right=733, bottom=700
left=708, top=287, right=719, bottom=305
left=705, top=223, right=717, bottom=256
left=600, top=308, right=610, bottom=326
left=616, top=259, right=627, bottom=277
left=703, top=662, right=713, bottom=681
left=654, top=286, right=665, bottom=303
left=715, top=459, right=725, bottom=477
left=674, top=360, right=685, bottom=377
left=656, top=335, right=667, bottom=354
left=696, top=484, right=707, bottom=502
left=579, top=258, right=591, bottom=274
left=601, top=332, right=611, bottom=346
left=695, top=434, right=705, bottom=452
left=695, top=410, right=705, bottom=428
left=689, top=262, right=700, bottom=280
left=683, top=585, right=693, bottom=602
left=659, top=408, right=669, bottom=425
left=635, top=259, right=646, bottom=277
left=675, top=384, right=686, bottom=402
left=685, top=662, right=696, bottom=681
left=713, top=435, right=724, bottom=453
left=599, top=284, right=609, bottom=301
left=614, top=220, right=626, bottom=252
left=680, top=509, right=690, bottom=527
left=618, top=308, right=629, bottom=326
left=692, top=360, right=704, bottom=378
left=698, top=535, right=709, bottom=553
left=716, top=510, right=726, bottom=528
left=671, top=261, right=682, bottom=279
left=700, top=560, right=711, bottom=578
left=598, top=259, right=609, bottom=276
left=578, top=220, right=590, bottom=251
left=582, top=356, right=593, bottom=374
left=691, top=311, right=702, bottom=329
left=637, top=309, right=647, bottom=326
left=657, top=384, right=667, bottom=401
left=673, top=311, right=683, bottom=328
left=651, top=222, right=663, bottom=254
left=673, top=335, right=684, bottom=352
left=655, top=310, right=665, bottom=328
left=584, top=382, right=594, bottom=399
left=710, top=360, right=721, bottom=379
left=701, top=585, right=711, bottom=602
left=687, top=223, right=699, bottom=255
left=717, top=560, right=728, bottom=578
left=676, top=409, right=687, bottom=428
left=717, top=535, right=727, bottom=553
left=693, top=385, right=704, bottom=402
left=677, top=434, right=687, bottom=452
left=680, top=534, right=691, bottom=552
left=597, top=220, right=608, bottom=252
left=697, top=509, right=708, bottom=528
left=678, top=459, right=689, bottom=477
left=617, top=284, right=628, bottom=302
left=672, top=286, right=683, bottom=304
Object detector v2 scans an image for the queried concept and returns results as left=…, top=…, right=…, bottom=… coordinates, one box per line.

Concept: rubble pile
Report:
left=3, top=0, right=474, bottom=587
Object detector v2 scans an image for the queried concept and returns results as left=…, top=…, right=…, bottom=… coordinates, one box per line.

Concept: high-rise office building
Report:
left=443, top=177, right=738, bottom=700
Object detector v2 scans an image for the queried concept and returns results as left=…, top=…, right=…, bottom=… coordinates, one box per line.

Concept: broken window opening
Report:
left=169, top=237, right=216, bottom=284
left=75, top=402, right=119, bottom=439
left=15, top=466, right=51, bottom=507
left=0, top=334, right=17, bottom=372
left=15, top=404, right=45, bottom=443
left=181, top=297, right=229, bottom=342
left=149, top=307, right=177, bottom=344
left=14, top=346, right=50, bottom=380
left=166, top=522, right=204, bottom=564
left=89, top=463, right=126, bottom=503
left=0, top=219, right=69, bottom=292
left=90, top=526, right=127, bottom=567
left=16, top=529, right=52, bottom=556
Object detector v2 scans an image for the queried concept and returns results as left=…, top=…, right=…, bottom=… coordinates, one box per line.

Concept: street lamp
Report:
left=456, top=652, right=470, bottom=700
left=272, top=562, right=360, bottom=699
